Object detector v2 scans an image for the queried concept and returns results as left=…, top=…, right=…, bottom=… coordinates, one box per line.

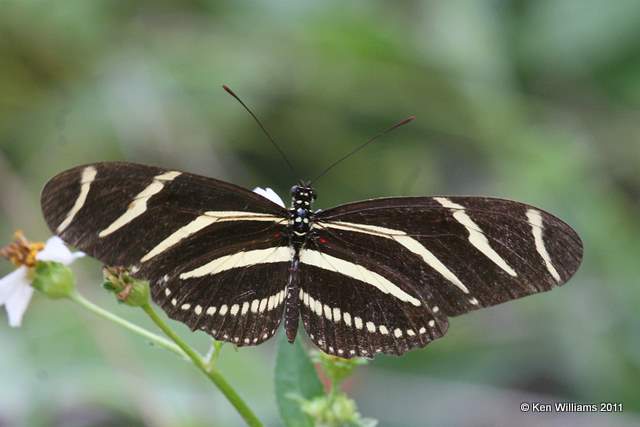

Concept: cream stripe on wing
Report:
left=179, top=246, right=292, bottom=279
left=140, top=211, right=284, bottom=262
left=526, top=209, right=561, bottom=282
left=300, top=249, right=422, bottom=306
left=57, top=166, right=98, bottom=233
left=99, top=171, right=181, bottom=238
left=179, top=245, right=421, bottom=306
left=434, top=197, right=518, bottom=277
left=315, top=221, right=469, bottom=294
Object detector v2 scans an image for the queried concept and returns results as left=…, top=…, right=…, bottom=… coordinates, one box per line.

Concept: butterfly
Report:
left=40, top=160, right=582, bottom=358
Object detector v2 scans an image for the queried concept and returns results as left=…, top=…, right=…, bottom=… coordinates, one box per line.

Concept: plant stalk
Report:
left=69, top=291, right=187, bottom=359
left=140, top=303, right=264, bottom=427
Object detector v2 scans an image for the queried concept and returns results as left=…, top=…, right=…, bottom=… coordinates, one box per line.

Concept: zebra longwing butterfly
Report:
left=40, top=161, right=582, bottom=358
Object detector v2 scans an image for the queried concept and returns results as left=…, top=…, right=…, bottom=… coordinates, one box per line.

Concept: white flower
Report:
left=0, top=236, right=84, bottom=327
left=36, top=236, right=85, bottom=266
left=253, top=187, right=285, bottom=207
left=0, top=266, right=32, bottom=328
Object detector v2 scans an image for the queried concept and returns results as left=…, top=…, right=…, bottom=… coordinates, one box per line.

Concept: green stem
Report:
left=68, top=291, right=187, bottom=359
left=205, top=340, right=224, bottom=371
left=327, top=381, right=339, bottom=408
left=141, top=303, right=264, bottom=427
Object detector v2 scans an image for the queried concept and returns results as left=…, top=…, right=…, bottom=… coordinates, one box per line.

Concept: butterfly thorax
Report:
left=288, top=184, right=316, bottom=247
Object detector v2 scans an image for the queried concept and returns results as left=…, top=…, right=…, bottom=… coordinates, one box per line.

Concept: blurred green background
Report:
left=1, top=1, right=639, bottom=426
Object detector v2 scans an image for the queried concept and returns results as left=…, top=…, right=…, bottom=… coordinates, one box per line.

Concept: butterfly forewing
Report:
left=41, top=162, right=287, bottom=265
left=314, top=196, right=583, bottom=317
left=41, top=162, right=291, bottom=344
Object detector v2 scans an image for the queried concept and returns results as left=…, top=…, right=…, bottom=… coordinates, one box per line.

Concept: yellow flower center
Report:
left=0, top=230, right=45, bottom=268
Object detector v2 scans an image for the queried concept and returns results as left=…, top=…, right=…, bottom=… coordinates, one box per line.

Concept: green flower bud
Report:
left=101, top=281, right=117, bottom=292
left=313, top=351, right=368, bottom=387
left=102, top=266, right=150, bottom=307
left=31, top=261, right=76, bottom=299
left=300, top=394, right=376, bottom=427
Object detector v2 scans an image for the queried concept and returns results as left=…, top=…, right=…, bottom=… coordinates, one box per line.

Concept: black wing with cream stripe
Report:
left=297, top=240, right=448, bottom=358
left=41, top=162, right=291, bottom=345
left=314, top=196, right=582, bottom=318
left=41, top=162, right=287, bottom=265
left=155, top=244, right=292, bottom=346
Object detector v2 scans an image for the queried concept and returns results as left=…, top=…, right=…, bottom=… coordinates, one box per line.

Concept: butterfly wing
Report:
left=296, top=239, right=449, bottom=358
left=303, top=196, right=582, bottom=356
left=41, top=161, right=291, bottom=344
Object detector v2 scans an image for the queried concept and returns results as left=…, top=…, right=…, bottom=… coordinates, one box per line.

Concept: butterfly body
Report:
left=284, top=183, right=317, bottom=342
left=41, top=162, right=583, bottom=358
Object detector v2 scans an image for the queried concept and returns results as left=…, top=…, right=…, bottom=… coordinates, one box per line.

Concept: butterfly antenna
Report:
left=223, top=84, right=297, bottom=176
left=311, top=115, right=415, bottom=184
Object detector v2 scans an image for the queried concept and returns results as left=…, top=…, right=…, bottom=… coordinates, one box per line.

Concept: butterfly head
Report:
left=290, top=182, right=316, bottom=207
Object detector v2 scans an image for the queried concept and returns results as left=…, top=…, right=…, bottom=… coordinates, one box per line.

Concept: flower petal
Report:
left=253, top=187, right=285, bottom=208
left=0, top=266, right=28, bottom=306
left=37, top=236, right=85, bottom=265
left=5, top=280, right=34, bottom=327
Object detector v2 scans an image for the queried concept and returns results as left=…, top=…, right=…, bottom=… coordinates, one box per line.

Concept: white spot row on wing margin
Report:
left=298, top=288, right=437, bottom=339
left=169, top=288, right=286, bottom=317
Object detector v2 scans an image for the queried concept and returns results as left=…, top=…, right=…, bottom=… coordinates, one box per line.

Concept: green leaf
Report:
left=275, top=331, right=325, bottom=427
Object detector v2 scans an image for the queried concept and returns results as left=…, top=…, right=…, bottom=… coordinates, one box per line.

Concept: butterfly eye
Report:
left=290, top=185, right=299, bottom=195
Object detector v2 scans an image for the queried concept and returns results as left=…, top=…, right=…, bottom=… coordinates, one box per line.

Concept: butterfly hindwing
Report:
left=156, top=244, right=291, bottom=346
left=297, top=242, right=449, bottom=358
